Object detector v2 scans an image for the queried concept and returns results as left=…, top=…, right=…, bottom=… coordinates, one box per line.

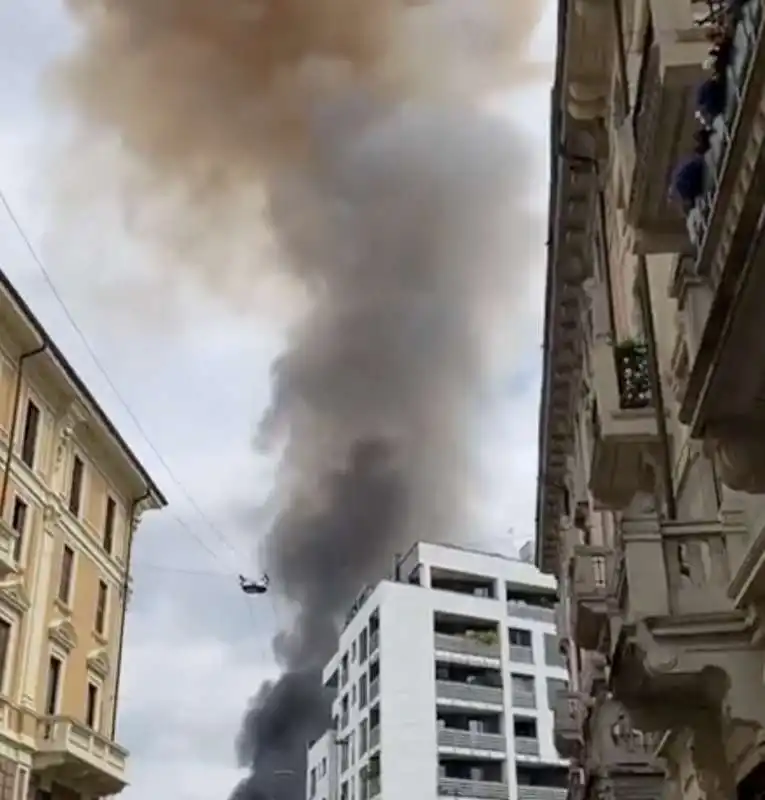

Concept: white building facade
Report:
left=306, top=542, right=570, bottom=800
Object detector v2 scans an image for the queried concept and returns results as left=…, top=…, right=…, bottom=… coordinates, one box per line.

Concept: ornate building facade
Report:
left=537, top=0, right=765, bottom=799
left=0, top=270, right=166, bottom=799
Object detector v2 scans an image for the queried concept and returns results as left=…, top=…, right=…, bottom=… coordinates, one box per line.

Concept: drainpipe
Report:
left=635, top=254, right=677, bottom=519
left=0, top=344, right=47, bottom=519
left=110, top=491, right=150, bottom=739
left=613, top=0, right=631, bottom=117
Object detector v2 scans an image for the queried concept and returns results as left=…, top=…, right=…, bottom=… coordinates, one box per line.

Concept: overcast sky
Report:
left=0, top=2, right=556, bottom=797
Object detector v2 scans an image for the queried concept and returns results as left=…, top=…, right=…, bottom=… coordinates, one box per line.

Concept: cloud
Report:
left=0, top=1, right=556, bottom=797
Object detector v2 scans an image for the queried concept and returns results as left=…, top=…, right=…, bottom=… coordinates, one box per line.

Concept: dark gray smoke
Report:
left=54, top=1, right=545, bottom=797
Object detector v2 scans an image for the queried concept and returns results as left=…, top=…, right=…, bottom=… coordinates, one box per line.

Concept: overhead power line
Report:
left=0, top=185, right=245, bottom=571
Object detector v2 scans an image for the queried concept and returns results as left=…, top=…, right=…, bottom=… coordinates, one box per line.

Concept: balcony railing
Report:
left=370, top=678, right=380, bottom=703
left=571, top=545, right=613, bottom=651
left=511, top=687, right=536, bottom=709
left=553, top=690, right=584, bottom=760
left=0, top=520, right=19, bottom=577
left=613, top=342, right=651, bottom=410
left=507, top=601, right=556, bottom=623
left=35, top=716, right=128, bottom=795
left=369, top=725, right=380, bottom=750
left=515, top=736, right=540, bottom=757
left=434, top=632, right=501, bottom=659
left=436, top=680, right=503, bottom=706
left=686, top=0, right=765, bottom=270
left=517, top=788, right=567, bottom=800
left=438, top=728, right=506, bottom=752
left=438, top=777, right=509, bottom=799
left=509, top=645, right=533, bottom=664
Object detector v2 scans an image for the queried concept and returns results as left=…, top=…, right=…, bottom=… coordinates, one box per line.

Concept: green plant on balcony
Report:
left=467, top=629, right=498, bottom=646
left=613, top=339, right=652, bottom=410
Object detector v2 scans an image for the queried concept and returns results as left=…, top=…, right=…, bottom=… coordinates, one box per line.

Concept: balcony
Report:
left=370, top=630, right=379, bottom=655
left=553, top=691, right=584, bottom=760
left=0, top=520, right=18, bottom=578
left=437, top=728, right=506, bottom=754
left=570, top=545, right=613, bottom=650
left=517, top=788, right=567, bottom=800
left=584, top=697, right=662, bottom=774
left=438, top=778, right=509, bottom=800
left=589, top=340, right=662, bottom=509
left=369, top=725, right=380, bottom=750
left=370, top=677, right=380, bottom=703
left=515, top=737, right=540, bottom=757
left=624, top=8, right=712, bottom=253
left=509, top=645, right=533, bottom=664
left=507, top=600, right=556, bottom=624
left=434, top=632, right=501, bottom=661
left=609, top=513, right=765, bottom=734
left=511, top=686, right=536, bottom=710
left=686, top=0, right=765, bottom=268
left=436, top=680, right=503, bottom=708
left=34, top=717, right=128, bottom=795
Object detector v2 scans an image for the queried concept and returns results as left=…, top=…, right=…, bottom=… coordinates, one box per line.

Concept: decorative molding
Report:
left=0, top=578, right=30, bottom=615
left=42, top=502, right=62, bottom=530
left=48, top=618, right=78, bottom=653
left=87, top=648, right=111, bottom=678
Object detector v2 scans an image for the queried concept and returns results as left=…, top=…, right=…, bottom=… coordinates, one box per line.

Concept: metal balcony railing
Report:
left=436, top=680, right=503, bottom=706
left=438, top=778, right=509, bottom=799
left=515, top=736, right=541, bottom=757
left=687, top=0, right=764, bottom=263
left=509, top=645, right=534, bottom=664
left=437, top=729, right=506, bottom=752
left=434, top=632, right=501, bottom=659
left=511, top=687, right=536, bottom=709
left=369, top=726, right=380, bottom=750
left=613, top=342, right=652, bottom=410
left=517, top=788, right=567, bottom=800
left=507, top=601, right=556, bottom=623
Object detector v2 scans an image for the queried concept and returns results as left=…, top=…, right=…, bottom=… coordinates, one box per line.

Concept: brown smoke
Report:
left=55, top=0, right=547, bottom=798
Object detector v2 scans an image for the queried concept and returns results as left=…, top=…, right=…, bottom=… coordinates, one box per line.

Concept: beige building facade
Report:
left=537, top=0, right=765, bottom=799
left=0, top=272, right=165, bottom=799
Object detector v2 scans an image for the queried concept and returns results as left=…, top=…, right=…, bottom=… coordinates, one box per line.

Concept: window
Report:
left=359, top=629, right=369, bottom=664
left=309, top=767, right=317, bottom=798
left=103, top=497, right=116, bottom=555
left=95, top=580, right=108, bottom=635
left=68, top=456, right=84, bottom=517
left=10, top=497, right=27, bottom=562
left=358, top=674, right=368, bottom=709
left=46, top=656, right=62, bottom=715
left=0, top=620, right=10, bottom=692
left=514, top=716, right=538, bottom=739
left=509, top=628, right=532, bottom=647
left=58, top=545, right=74, bottom=605
left=19, top=400, right=40, bottom=469
left=86, top=682, right=99, bottom=729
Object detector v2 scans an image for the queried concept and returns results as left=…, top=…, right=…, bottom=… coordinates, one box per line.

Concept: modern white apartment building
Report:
left=305, top=542, right=570, bottom=800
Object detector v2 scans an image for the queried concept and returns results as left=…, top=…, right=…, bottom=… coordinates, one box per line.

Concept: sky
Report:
left=0, top=1, right=557, bottom=798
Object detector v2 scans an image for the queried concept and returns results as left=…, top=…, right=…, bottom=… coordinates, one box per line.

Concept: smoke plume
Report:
left=55, top=0, right=545, bottom=797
